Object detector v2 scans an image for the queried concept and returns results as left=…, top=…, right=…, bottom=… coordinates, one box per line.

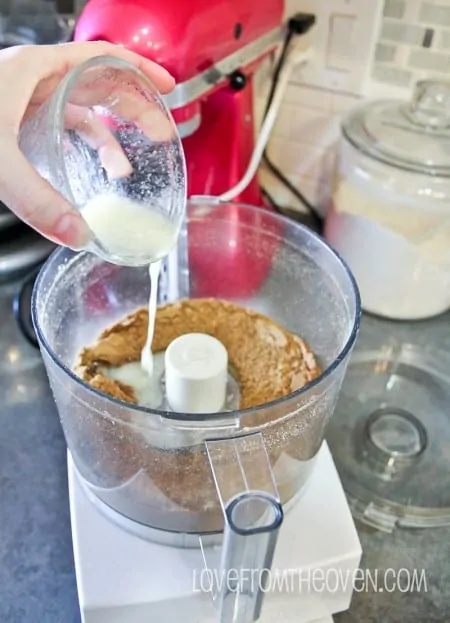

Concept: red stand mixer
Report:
left=74, top=1, right=313, bottom=298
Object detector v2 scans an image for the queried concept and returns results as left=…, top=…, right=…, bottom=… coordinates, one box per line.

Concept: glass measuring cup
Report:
left=19, top=55, right=187, bottom=266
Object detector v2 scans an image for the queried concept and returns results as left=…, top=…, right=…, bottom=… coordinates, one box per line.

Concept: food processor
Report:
left=32, top=200, right=361, bottom=623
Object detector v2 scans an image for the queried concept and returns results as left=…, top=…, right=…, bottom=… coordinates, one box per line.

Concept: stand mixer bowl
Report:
left=32, top=201, right=360, bottom=541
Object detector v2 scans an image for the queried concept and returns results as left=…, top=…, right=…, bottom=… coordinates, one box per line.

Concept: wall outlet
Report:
left=286, top=0, right=384, bottom=96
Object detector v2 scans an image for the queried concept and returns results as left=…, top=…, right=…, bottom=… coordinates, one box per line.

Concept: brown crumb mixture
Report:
left=75, top=298, right=321, bottom=409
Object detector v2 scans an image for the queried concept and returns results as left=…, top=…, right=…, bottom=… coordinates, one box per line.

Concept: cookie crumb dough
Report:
left=75, top=298, right=321, bottom=409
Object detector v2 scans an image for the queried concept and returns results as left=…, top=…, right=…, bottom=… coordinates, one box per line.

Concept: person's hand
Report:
left=0, top=41, right=175, bottom=249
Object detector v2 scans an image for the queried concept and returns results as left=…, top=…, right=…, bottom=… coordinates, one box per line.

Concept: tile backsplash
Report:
left=258, top=0, right=450, bottom=214
left=373, top=0, right=450, bottom=88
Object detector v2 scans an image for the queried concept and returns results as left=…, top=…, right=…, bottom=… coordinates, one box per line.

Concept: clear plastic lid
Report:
left=343, top=80, right=450, bottom=176
left=327, top=339, right=450, bottom=532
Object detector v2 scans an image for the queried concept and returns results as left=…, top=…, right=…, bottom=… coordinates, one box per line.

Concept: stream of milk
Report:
left=141, top=260, right=162, bottom=376
left=101, top=252, right=165, bottom=406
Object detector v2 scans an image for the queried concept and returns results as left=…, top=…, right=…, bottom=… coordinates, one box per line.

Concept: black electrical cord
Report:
left=260, top=186, right=282, bottom=213
left=262, top=13, right=323, bottom=230
left=263, top=30, right=294, bottom=118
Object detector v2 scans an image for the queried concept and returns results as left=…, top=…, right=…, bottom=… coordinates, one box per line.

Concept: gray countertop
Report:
left=0, top=275, right=449, bottom=623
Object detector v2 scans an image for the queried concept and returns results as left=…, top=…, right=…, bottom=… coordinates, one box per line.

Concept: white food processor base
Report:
left=68, top=443, right=361, bottom=623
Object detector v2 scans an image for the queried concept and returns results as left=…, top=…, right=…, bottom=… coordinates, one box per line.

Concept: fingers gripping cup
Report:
left=19, top=55, right=187, bottom=266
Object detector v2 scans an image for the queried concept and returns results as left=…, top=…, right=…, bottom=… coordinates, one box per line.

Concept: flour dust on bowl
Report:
left=32, top=201, right=360, bottom=545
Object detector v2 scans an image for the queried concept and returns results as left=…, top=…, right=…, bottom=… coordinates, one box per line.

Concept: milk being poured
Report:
left=100, top=257, right=163, bottom=405
left=82, top=193, right=178, bottom=264
left=83, top=193, right=172, bottom=389
left=101, top=251, right=164, bottom=398
left=141, top=260, right=162, bottom=376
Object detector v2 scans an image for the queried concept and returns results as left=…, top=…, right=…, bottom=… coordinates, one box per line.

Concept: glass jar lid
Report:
left=343, top=80, right=450, bottom=176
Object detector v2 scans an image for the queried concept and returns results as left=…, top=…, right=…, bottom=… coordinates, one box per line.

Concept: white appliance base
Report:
left=68, top=443, right=361, bottom=623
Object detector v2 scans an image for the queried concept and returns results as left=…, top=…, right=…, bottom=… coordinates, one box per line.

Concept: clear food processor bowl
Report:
left=32, top=201, right=360, bottom=537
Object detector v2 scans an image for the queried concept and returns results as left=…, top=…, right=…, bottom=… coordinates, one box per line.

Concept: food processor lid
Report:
left=343, top=80, right=450, bottom=175
left=327, top=341, right=450, bottom=532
